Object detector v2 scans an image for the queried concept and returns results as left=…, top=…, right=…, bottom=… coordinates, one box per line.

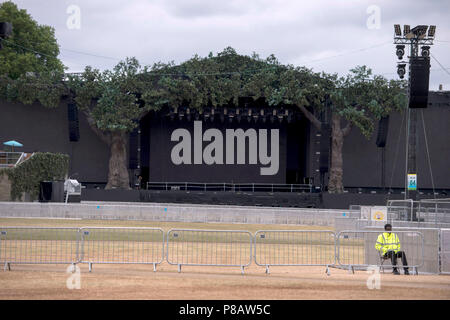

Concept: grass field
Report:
left=1, top=217, right=450, bottom=300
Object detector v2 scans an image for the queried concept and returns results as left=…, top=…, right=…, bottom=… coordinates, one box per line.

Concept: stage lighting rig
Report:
left=393, top=24, right=436, bottom=203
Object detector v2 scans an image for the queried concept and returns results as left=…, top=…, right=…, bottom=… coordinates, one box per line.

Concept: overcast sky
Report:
left=11, top=0, right=450, bottom=90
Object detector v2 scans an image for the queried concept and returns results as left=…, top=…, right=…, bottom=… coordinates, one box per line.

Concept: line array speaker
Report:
left=409, top=57, right=430, bottom=109
left=129, top=128, right=139, bottom=169
left=376, top=116, right=389, bottom=148
left=319, top=124, right=331, bottom=173
left=67, top=102, right=80, bottom=142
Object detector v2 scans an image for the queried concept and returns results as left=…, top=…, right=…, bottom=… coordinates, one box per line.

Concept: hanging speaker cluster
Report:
left=376, top=116, right=389, bottom=148
left=409, top=57, right=430, bottom=109
left=319, top=124, right=331, bottom=173
left=128, top=127, right=139, bottom=169
left=67, top=102, right=80, bottom=142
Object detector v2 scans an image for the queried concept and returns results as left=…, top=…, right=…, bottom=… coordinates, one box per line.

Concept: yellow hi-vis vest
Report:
left=375, top=232, right=401, bottom=255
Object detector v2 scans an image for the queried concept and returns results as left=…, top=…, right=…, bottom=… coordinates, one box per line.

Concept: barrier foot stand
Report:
left=89, top=262, right=92, bottom=273
left=178, top=264, right=181, bottom=273
left=4, top=262, right=10, bottom=271
left=265, top=266, right=270, bottom=274
left=71, top=263, right=76, bottom=273
left=326, top=265, right=330, bottom=276
left=153, top=263, right=157, bottom=272
left=413, top=267, right=418, bottom=276
left=348, top=265, right=354, bottom=274
left=241, top=266, right=245, bottom=275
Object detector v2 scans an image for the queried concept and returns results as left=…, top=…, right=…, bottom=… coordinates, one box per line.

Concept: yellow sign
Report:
left=370, top=206, right=387, bottom=222
left=373, top=211, right=385, bottom=221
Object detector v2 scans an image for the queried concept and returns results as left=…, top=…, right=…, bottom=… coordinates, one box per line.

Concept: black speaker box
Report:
left=319, top=124, right=331, bottom=173
left=129, top=128, right=139, bottom=169
left=376, top=116, right=389, bottom=148
left=67, top=103, right=80, bottom=141
left=409, top=57, right=430, bottom=109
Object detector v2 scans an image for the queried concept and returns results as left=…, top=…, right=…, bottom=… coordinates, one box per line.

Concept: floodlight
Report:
left=394, top=24, right=401, bottom=36
left=397, top=63, right=406, bottom=79
left=404, top=25, right=411, bottom=36
left=428, top=25, right=436, bottom=37
left=396, top=45, right=405, bottom=60
left=411, top=25, right=428, bottom=38
left=421, top=46, right=430, bottom=57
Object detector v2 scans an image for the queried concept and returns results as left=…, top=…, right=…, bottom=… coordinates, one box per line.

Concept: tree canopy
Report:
left=0, top=1, right=64, bottom=79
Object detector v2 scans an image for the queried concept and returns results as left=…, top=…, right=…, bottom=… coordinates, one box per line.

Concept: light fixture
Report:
left=404, top=25, right=410, bottom=34
left=394, top=24, right=401, bottom=36
left=428, top=25, right=436, bottom=37
left=421, top=46, right=430, bottom=57
left=397, top=63, right=406, bottom=79
left=396, top=45, right=405, bottom=60
left=411, top=25, right=428, bottom=39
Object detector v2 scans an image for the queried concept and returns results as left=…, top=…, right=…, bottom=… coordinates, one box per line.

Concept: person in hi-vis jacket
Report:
left=375, top=224, right=410, bottom=275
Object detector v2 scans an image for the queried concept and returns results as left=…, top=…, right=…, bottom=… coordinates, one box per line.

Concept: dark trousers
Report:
left=384, top=251, right=408, bottom=271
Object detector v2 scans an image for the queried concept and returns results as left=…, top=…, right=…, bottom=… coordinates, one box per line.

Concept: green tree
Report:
left=0, top=1, right=64, bottom=79
left=67, top=58, right=150, bottom=189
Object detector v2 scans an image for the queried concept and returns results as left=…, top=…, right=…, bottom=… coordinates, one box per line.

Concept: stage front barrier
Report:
left=337, top=230, right=424, bottom=274
left=253, top=230, right=336, bottom=274
left=79, top=227, right=165, bottom=272
left=0, top=227, right=80, bottom=270
left=441, top=229, right=450, bottom=274
left=166, top=229, right=253, bottom=273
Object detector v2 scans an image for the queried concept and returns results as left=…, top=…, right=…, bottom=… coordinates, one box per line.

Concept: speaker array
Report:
left=67, top=103, right=80, bottom=142
left=409, top=57, right=430, bottom=109
left=376, top=116, right=389, bottom=148
left=319, top=124, right=331, bottom=173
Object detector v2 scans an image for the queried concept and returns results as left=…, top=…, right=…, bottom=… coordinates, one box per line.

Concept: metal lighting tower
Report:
left=393, top=24, right=435, bottom=209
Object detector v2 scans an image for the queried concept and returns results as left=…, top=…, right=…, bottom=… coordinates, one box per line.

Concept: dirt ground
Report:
left=1, top=218, right=450, bottom=300
left=1, top=261, right=450, bottom=300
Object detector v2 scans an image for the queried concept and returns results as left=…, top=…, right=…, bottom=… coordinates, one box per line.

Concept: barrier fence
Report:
left=79, top=227, right=165, bottom=272
left=337, top=230, right=424, bottom=274
left=1, top=226, right=438, bottom=274
left=253, top=230, right=336, bottom=274
left=441, top=229, right=450, bottom=274
left=166, top=229, right=253, bottom=273
left=0, top=227, right=80, bottom=270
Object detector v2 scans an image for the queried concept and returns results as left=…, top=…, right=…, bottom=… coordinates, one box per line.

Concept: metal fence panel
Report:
left=166, top=229, right=252, bottom=271
left=418, top=201, right=450, bottom=225
left=440, top=229, right=450, bottom=274
left=254, top=230, right=336, bottom=269
left=0, top=227, right=80, bottom=266
left=337, top=230, right=424, bottom=273
left=79, top=227, right=164, bottom=268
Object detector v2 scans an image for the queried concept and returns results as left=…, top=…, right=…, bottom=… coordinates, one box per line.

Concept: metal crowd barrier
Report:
left=0, top=227, right=81, bottom=271
left=440, top=229, right=450, bottom=274
left=336, top=230, right=424, bottom=274
left=1, top=226, right=429, bottom=275
left=79, top=227, right=165, bottom=272
left=166, top=229, right=253, bottom=273
left=253, top=230, right=336, bottom=275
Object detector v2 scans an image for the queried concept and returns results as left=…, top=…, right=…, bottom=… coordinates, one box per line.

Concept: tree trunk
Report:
left=105, top=131, right=130, bottom=190
left=328, top=113, right=345, bottom=193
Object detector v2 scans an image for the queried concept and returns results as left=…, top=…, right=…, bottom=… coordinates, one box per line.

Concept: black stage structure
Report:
left=1, top=92, right=450, bottom=208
